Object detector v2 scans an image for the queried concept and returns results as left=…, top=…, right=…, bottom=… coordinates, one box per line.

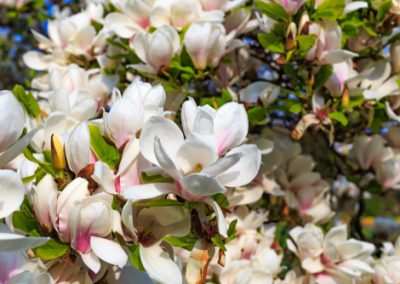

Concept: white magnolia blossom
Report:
left=288, top=224, right=375, bottom=283
left=131, top=25, right=180, bottom=74
left=123, top=99, right=261, bottom=237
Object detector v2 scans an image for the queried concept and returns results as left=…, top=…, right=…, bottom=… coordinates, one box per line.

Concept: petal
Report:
left=91, top=236, right=128, bottom=268
left=0, top=170, right=25, bottom=219
left=0, top=91, right=25, bottom=153
left=201, top=152, right=242, bottom=177
left=204, top=197, right=228, bottom=237
left=139, top=116, right=184, bottom=166
left=175, top=136, right=218, bottom=175
left=122, top=183, right=175, bottom=202
left=214, top=102, right=248, bottom=155
left=216, top=145, right=261, bottom=187
left=22, top=51, right=51, bottom=71
left=117, top=137, right=140, bottom=176
left=0, top=128, right=41, bottom=168
left=344, top=1, right=368, bottom=14
left=322, top=50, right=358, bottom=64
left=65, top=122, right=91, bottom=174
left=181, top=173, right=226, bottom=199
left=325, top=225, right=347, bottom=247
left=140, top=244, right=182, bottom=284
left=154, top=136, right=181, bottom=180
left=0, top=230, right=49, bottom=252
left=181, top=98, right=198, bottom=137
left=92, top=161, right=116, bottom=194
left=80, top=251, right=101, bottom=273
left=104, top=13, right=139, bottom=38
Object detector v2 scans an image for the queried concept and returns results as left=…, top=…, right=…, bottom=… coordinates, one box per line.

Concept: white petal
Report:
left=154, top=136, right=181, bottom=180
left=139, top=116, right=184, bottom=166
left=80, top=251, right=101, bottom=273
left=0, top=230, right=49, bottom=252
left=344, top=1, right=368, bottom=14
left=117, top=137, right=140, bottom=176
left=91, top=236, right=128, bottom=268
left=204, top=197, right=227, bottom=237
left=0, top=128, right=41, bottom=168
left=181, top=173, right=226, bottom=198
left=92, top=161, right=116, bottom=194
left=22, top=51, right=51, bottom=71
left=122, top=183, right=175, bottom=202
left=140, top=244, right=182, bottom=284
left=104, top=13, right=139, bottom=38
left=216, top=144, right=261, bottom=187
left=0, top=170, right=25, bottom=219
left=214, top=102, right=248, bottom=155
left=202, top=153, right=242, bottom=177
left=322, top=50, right=358, bottom=64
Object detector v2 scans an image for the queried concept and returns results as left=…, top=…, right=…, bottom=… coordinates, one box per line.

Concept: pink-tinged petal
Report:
left=139, top=116, right=184, bottom=166
left=214, top=102, right=248, bottom=155
left=0, top=170, right=24, bottom=219
left=140, top=244, right=182, bottom=284
left=91, top=237, right=127, bottom=268
left=105, top=98, right=144, bottom=148
left=80, top=251, right=101, bottom=273
left=57, top=178, right=90, bottom=242
left=181, top=173, right=226, bottom=200
left=92, top=161, right=116, bottom=195
left=122, top=183, right=175, bottom=202
left=104, top=13, right=140, bottom=38
left=0, top=251, right=26, bottom=283
left=216, top=145, right=261, bottom=187
left=203, top=197, right=228, bottom=237
left=175, top=136, right=218, bottom=175
left=117, top=138, right=140, bottom=176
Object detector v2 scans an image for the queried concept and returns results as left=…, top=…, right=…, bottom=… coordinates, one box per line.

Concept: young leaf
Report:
left=136, top=199, right=183, bottom=208
left=329, top=112, right=348, bottom=126
left=297, top=35, right=317, bottom=57
left=88, top=124, right=121, bottom=170
left=313, top=0, right=345, bottom=19
left=13, top=85, right=40, bottom=118
left=247, top=107, right=268, bottom=125
left=254, top=0, right=289, bottom=23
left=129, top=245, right=145, bottom=271
left=258, top=33, right=285, bottom=54
left=211, top=235, right=226, bottom=251
left=29, top=231, right=69, bottom=261
left=314, top=65, right=333, bottom=90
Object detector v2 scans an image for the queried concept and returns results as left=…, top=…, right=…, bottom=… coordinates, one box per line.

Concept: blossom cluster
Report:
left=0, top=0, right=400, bottom=283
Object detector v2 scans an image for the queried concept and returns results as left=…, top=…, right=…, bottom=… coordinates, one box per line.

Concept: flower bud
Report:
left=51, top=134, right=66, bottom=170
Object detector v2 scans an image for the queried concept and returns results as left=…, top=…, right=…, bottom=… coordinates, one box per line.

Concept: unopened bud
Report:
left=51, top=134, right=66, bottom=170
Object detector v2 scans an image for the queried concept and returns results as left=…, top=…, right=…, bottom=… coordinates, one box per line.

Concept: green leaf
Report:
left=13, top=85, right=40, bottom=118
left=258, top=33, right=285, bottom=54
left=377, top=0, right=391, bottom=21
left=347, top=95, right=365, bottom=109
left=88, top=124, right=121, bottom=169
left=30, top=231, right=69, bottom=261
left=314, top=64, right=333, bottom=90
left=211, top=235, right=226, bottom=251
left=212, top=193, right=229, bottom=208
left=247, top=107, right=267, bottom=125
left=164, top=235, right=197, bottom=251
left=136, top=199, right=183, bottom=208
left=329, top=112, right=348, bottom=126
left=288, top=103, right=303, bottom=113
left=313, top=0, right=345, bottom=19
left=129, top=245, right=145, bottom=271
left=226, top=220, right=238, bottom=242
left=12, top=198, right=38, bottom=233
left=200, top=88, right=231, bottom=108
left=254, top=0, right=289, bottom=23
left=141, top=171, right=174, bottom=184
left=297, top=35, right=317, bottom=57
left=23, top=148, right=57, bottom=177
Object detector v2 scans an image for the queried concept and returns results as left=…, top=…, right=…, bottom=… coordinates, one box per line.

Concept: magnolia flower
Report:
left=105, top=0, right=153, bottom=39
left=123, top=100, right=261, bottom=237
left=324, top=60, right=355, bottom=97
left=224, top=7, right=258, bottom=37
left=103, top=97, right=144, bottom=148
left=150, top=0, right=224, bottom=30
left=274, top=0, right=306, bottom=15
left=121, top=202, right=190, bottom=284
left=374, top=236, right=400, bottom=284
left=198, top=0, right=245, bottom=11
left=288, top=224, right=375, bottom=282
left=184, top=23, right=227, bottom=70
left=239, top=81, right=280, bottom=106
left=68, top=193, right=127, bottom=273
left=65, top=122, right=94, bottom=175
left=131, top=25, right=180, bottom=74
left=30, top=175, right=58, bottom=232
left=349, top=135, right=389, bottom=171
left=122, top=78, right=166, bottom=122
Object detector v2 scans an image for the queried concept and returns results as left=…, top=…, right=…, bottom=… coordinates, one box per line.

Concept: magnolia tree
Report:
left=0, top=0, right=400, bottom=283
